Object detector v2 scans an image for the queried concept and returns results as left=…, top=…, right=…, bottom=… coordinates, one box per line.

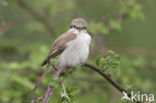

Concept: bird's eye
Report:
left=73, top=25, right=76, bottom=28
left=83, top=26, right=86, bottom=29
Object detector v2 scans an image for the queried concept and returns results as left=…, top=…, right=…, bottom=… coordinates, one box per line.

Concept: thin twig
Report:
left=0, top=16, right=29, bottom=35
left=33, top=64, right=53, bottom=91
left=31, top=96, right=43, bottom=103
left=100, top=12, right=119, bottom=23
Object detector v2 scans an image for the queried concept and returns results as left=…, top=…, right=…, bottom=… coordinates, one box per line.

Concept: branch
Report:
left=16, top=0, right=55, bottom=35
left=84, top=63, right=125, bottom=92
left=31, top=96, right=43, bottom=103
left=100, top=12, right=119, bottom=23
left=33, top=64, right=53, bottom=91
left=33, top=62, right=141, bottom=103
left=106, top=13, right=128, bottom=35
left=43, top=66, right=67, bottom=103
left=0, top=16, right=29, bottom=35
left=32, top=66, right=67, bottom=103
left=83, top=62, right=141, bottom=103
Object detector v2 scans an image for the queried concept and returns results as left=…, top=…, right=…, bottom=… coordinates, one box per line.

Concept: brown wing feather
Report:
left=41, top=32, right=77, bottom=66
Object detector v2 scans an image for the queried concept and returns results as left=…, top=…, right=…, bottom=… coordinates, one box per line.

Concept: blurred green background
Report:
left=0, top=0, right=156, bottom=103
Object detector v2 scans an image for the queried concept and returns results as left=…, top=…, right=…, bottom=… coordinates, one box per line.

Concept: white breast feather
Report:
left=59, top=29, right=91, bottom=67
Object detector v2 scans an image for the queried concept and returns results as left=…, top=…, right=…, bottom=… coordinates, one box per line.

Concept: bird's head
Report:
left=70, top=18, right=87, bottom=31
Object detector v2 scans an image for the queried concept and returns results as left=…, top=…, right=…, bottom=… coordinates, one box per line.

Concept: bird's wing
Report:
left=41, top=32, right=77, bottom=66
left=48, top=32, right=77, bottom=58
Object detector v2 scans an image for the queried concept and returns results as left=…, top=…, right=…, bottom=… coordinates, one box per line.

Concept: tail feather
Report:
left=41, top=49, right=57, bottom=66
left=41, top=58, right=49, bottom=66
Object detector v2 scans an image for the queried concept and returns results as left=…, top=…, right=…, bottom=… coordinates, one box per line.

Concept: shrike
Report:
left=41, top=18, right=91, bottom=67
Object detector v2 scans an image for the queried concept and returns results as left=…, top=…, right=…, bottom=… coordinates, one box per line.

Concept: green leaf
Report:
left=109, top=20, right=122, bottom=31
left=95, top=50, right=120, bottom=75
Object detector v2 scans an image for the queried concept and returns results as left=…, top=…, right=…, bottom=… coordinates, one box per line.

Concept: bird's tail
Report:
left=41, top=58, right=49, bottom=66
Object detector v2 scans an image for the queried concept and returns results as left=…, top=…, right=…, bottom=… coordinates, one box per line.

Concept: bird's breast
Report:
left=59, top=32, right=91, bottom=67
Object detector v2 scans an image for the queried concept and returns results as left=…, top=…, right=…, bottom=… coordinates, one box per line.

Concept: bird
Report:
left=41, top=18, right=91, bottom=67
